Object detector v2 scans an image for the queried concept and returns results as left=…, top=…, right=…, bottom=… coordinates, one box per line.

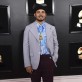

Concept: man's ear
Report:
left=34, top=13, right=36, bottom=17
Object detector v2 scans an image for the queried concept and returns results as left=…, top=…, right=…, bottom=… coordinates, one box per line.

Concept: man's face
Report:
left=34, top=9, right=47, bottom=22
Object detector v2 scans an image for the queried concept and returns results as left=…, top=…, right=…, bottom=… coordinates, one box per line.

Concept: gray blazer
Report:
left=23, top=21, right=59, bottom=70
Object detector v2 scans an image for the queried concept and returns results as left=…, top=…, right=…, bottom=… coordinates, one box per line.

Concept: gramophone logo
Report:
left=77, top=47, right=82, bottom=59
left=77, top=10, right=82, bottom=27
left=0, top=54, right=2, bottom=63
left=36, top=0, right=44, bottom=4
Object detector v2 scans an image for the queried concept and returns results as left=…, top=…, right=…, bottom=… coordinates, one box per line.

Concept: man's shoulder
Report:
left=45, top=22, right=54, bottom=26
left=26, top=22, right=35, bottom=28
left=25, top=22, right=35, bottom=30
left=45, top=22, right=55, bottom=29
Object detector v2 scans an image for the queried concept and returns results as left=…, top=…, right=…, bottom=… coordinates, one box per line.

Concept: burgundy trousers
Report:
left=30, top=55, right=55, bottom=82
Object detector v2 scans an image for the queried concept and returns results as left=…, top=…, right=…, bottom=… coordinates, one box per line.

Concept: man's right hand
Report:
left=25, top=66, right=33, bottom=74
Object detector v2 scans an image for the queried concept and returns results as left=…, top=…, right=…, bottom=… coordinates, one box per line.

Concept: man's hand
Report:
left=25, top=66, right=33, bottom=74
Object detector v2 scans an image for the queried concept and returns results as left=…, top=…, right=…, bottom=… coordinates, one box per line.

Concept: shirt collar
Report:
left=35, top=21, right=46, bottom=29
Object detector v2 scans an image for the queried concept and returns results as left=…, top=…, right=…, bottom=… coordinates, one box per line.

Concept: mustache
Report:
left=38, top=15, right=43, bottom=17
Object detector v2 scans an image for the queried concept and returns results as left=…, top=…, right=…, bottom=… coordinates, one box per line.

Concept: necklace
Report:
left=39, top=33, right=43, bottom=40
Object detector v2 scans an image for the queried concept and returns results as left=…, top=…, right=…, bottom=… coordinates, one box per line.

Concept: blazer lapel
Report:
left=30, top=22, right=52, bottom=43
left=46, top=23, right=52, bottom=41
left=30, top=22, right=39, bottom=42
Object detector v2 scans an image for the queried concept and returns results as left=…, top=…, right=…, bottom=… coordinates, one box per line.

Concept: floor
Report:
left=0, top=75, right=82, bottom=82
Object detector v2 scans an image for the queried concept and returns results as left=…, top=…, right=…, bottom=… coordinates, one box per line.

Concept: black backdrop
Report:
left=0, top=0, right=82, bottom=79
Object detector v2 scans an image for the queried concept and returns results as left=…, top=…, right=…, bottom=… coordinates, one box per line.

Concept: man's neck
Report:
left=36, top=20, right=45, bottom=25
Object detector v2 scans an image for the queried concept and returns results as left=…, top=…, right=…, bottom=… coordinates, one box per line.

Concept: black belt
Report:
left=40, top=54, right=52, bottom=59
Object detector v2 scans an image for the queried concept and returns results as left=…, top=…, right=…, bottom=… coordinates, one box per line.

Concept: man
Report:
left=23, top=3, right=59, bottom=82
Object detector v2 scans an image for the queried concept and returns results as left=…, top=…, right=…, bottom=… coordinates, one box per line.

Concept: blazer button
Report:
left=49, top=57, right=52, bottom=59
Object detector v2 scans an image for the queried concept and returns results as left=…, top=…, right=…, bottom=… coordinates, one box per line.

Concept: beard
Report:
left=36, top=15, right=46, bottom=22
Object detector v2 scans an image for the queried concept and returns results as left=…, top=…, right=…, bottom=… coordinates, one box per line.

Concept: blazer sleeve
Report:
left=52, top=26, right=59, bottom=63
left=23, top=26, right=31, bottom=68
